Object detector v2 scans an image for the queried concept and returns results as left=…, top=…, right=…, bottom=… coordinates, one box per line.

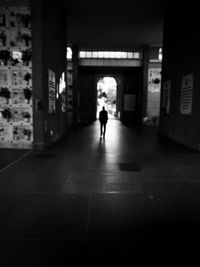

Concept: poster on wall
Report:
left=12, top=88, right=26, bottom=105
left=0, top=9, right=7, bottom=27
left=13, top=125, right=32, bottom=142
left=163, top=80, right=171, bottom=114
left=0, top=29, right=8, bottom=47
left=0, top=106, right=12, bottom=123
left=124, top=94, right=136, bottom=111
left=180, top=73, right=193, bottom=115
left=0, top=125, right=10, bottom=142
left=9, top=29, right=31, bottom=48
left=0, top=70, right=9, bottom=86
left=10, top=50, right=32, bottom=68
left=12, top=87, right=32, bottom=105
left=9, top=7, right=31, bottom=29
left=48, top=69, right=56, bottom=113
left=12, top=69, right=32, bottom=87
left=148, top=68, right=161, bottom=92
left=0, top=87, right=11, bottom=105
left=13, top=107, right=32, bottom=123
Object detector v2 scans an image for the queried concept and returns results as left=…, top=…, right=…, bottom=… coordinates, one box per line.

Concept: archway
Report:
left=96, top=76, right=118, bottom=119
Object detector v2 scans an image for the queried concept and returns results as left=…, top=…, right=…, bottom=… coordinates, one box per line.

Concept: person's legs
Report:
left=103, top=123, right=106, bottom=137
left=100, top=122, right=103, bottom=136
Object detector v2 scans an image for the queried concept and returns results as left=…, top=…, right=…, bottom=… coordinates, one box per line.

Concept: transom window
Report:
left=79, top=51, right=140, bottom=59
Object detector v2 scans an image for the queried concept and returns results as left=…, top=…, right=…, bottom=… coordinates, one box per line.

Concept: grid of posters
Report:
left=0, top=6, right=32, bottom=148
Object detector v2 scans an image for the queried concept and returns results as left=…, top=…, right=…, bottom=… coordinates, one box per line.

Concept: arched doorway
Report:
left=96, top=76, right=118, bottom=119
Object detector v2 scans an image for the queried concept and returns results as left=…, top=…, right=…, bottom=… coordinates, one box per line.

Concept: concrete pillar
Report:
left=141, top=45, right=149, bottom=126
left=31, top=0, right=45, bottom=150
left=31, top=0, right=67, bottom=149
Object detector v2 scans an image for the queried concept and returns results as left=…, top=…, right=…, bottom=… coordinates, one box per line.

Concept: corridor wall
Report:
left=160, top=4, right=200, bottom=150
left=32, top=0, right=67, bottom=149
left=0, top=0, right=67, bottom=150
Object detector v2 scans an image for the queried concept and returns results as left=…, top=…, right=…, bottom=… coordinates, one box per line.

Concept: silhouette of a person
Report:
left=99, top=106, right=108, bottom=138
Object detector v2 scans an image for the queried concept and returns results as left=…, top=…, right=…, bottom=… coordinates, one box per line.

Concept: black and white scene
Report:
left=0, top=0, right=200, bottom=266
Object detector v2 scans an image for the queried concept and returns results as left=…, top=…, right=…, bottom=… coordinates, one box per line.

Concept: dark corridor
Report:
left=0, top=120, right=200, bottom=266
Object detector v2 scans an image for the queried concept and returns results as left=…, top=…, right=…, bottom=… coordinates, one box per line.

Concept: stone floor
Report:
left=0, top=120, right=200, bottom=266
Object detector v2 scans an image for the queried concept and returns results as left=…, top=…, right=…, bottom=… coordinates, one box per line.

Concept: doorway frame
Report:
left=95, top=74, right=123, bottom=120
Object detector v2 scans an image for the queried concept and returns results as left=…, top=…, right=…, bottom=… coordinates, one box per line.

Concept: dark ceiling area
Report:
left=64, top=0, right=164, bottom=50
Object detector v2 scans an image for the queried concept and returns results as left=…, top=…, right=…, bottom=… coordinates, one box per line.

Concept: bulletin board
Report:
left=48, top=69, right=56, bottom=113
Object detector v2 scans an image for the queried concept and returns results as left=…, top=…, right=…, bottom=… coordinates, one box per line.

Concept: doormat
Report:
left=118, top=163, right=141, bottom=172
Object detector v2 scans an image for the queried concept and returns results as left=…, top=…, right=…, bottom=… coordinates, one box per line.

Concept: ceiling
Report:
left=64, top=0, right=164, bottom=50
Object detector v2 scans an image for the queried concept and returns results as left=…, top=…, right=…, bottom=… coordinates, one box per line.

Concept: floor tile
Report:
left=0, top=120, right=200, bottom=265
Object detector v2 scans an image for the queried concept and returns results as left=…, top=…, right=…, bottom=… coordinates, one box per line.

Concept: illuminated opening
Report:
left=59, top=72, right=66, bottom=94
left=97, top=77, right=117, bottom=119
left=67, top=47, right=72, bottom=60
left=159, top=48, right=162, bottom=61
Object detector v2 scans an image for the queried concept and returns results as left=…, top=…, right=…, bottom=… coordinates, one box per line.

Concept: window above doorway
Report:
left=79, top=51, right=140, bottom=60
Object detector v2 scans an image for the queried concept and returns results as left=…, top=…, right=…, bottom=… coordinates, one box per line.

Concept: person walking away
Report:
left=99, top=106, right=108, bottom=138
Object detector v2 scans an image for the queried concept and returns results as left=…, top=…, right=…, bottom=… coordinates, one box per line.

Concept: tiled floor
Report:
left=0, top=120, right=200, bottom=266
